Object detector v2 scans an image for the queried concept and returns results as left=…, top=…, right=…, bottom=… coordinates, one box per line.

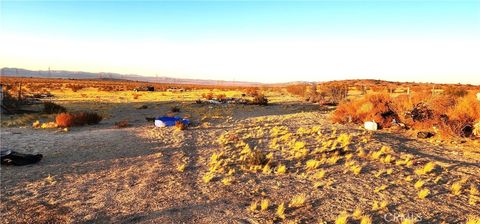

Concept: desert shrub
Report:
left=202, top=92, right=214, bottom=100
left=446, top=94, right=480, bottom=122
left=332, top=93, right=399, bottom=128
left=98, top=85, right=115, bottom=92
left=215, top=93, right=226, bottom=100
left=333, top=91, right=480, bottom=138
left=444, top=86, right=468, bottom=97
left=325, top=85, right=348, bottom=104
left=43, top=102, right=67, bottom=114
left=115, top=120, right=129, bottom=128
left=75, top=112, right=102, bottom=125
left=305, top=93, right=325, bottom=103
left=244, top=87, right=260, bottom=97
left=428, top=95, right=456, bottom=117
left=68, top=84, right=84, bottom=92
left=56, top=113, right=76, bottom=127
left=304, top=84, right=327, bottom=103
left=242, top=149, right=268, bottom=166
left=285, top=84, right=307, bottom=97
left=55, top=112, right=102, bottom=127
left=252, top=94, right=268, bottom=106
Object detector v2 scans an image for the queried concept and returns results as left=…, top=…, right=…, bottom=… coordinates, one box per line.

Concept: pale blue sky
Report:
left=1, top=1, right=479, bottom=84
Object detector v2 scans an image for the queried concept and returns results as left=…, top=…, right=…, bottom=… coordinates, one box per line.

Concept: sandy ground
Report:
left=1, top=101, right=479, bottom=224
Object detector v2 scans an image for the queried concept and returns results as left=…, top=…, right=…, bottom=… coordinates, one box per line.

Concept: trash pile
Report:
left=196, top=97, right=249, bottom=105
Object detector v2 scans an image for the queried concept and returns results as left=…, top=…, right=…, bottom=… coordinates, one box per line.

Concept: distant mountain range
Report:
left=0, top=67, right=263, bottom=86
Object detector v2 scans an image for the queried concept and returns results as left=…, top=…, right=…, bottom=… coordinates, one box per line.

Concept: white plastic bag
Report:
left=364, top=121, right=378, bottom=131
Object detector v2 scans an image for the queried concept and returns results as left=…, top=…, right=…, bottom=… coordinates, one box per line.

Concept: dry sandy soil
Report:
left=1, top=100, right=479, bottom=224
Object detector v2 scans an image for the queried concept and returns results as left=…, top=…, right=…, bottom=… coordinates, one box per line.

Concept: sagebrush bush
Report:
left=75, top=112, right=103, bottom=125
left=43, top=101, right=67, bottom=114
left=444, top=86, right=468, bottom=97
left=332, top=91, right=480, bottom=138
left=115, top=120, right=129, bottom=128
left=55, top=112, right=102, bottom=127
left=55, top=113, right=76, bottom=127
left=202, top=92, right=214, bottom=100
left=332, top=93, right=398, bottom=128
left=252, top=94, right=268, bottom=105
left=447, top=94, right=480, bottom=123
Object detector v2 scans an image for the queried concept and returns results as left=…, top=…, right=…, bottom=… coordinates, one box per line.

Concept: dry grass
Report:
left=289, top=194, right=306, bottom=208
left=418, top=188, right=431, bottom=199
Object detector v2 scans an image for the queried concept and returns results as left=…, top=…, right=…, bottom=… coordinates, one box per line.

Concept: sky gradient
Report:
left=1, top=1, right=479, bottom=84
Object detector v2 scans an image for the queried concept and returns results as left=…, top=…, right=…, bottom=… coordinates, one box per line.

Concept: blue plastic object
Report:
left=154, top=116, right=190, bottom=127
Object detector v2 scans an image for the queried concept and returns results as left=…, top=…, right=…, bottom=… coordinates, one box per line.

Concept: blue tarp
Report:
left=154, top=116, right=190, bottom=127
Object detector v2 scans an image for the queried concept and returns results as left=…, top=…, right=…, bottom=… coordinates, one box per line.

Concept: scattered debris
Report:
left=197, top=97, right=250, bottom=105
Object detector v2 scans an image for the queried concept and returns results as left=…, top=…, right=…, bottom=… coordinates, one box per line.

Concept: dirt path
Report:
left=1, top=103, right=479, bottom=223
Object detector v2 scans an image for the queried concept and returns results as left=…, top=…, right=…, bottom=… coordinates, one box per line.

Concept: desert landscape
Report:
left=1, top=1, right=479, bottom=223
left=1, top=77, right=479, bottom=224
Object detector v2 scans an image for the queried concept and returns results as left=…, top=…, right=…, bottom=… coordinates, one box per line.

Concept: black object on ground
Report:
left=1, top=150, right=43, bottom=166
left=417, top=131, right=434, bottom=139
